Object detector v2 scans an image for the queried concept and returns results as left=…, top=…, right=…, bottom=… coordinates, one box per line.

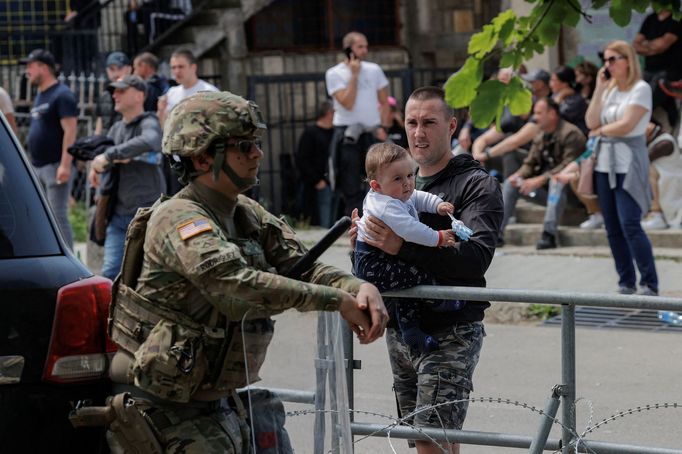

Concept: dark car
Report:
left=0, top=113, right=114, bottom=453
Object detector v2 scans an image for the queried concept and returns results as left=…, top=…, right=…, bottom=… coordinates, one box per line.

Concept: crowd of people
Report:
left=12, top=45, right=218, bottom=282
left=3, top=11, right=680, bottom=452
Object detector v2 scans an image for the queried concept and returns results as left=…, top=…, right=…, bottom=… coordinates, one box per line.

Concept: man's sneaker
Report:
left=536, top=231, right=557, bottom=250
left=618, top=285, right=636, bottom=295
left=641, top=211, right=668, bottom=230
left=580, top=213, right=604, bottom=229
left=637, top=285, right=658, bottom=296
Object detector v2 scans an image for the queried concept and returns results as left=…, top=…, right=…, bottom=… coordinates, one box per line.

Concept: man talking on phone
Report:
left=325, top=31, right=391, bottom=217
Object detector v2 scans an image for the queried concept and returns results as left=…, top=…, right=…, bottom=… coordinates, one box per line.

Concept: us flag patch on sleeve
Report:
left=177, top=217, right=213, bottom=240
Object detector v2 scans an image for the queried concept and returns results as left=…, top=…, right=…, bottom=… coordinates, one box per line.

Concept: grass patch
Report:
left=527, top=304, right=560, bottom=320
left=69, top=201, right=88, bottom=243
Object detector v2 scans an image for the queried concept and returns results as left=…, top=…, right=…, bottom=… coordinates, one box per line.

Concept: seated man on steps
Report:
left=499, top=97, right=585, bottom=249
left=641, top=121, right=682, bottom=230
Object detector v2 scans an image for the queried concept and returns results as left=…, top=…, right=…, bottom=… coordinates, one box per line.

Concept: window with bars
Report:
left=0, top=0, right=70, bottom=65
left=246, top=0, right=399, bottom=52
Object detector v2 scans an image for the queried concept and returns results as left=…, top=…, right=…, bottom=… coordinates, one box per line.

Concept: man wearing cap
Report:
left=89, top=74, right=164, bottom=280
left=95, top=51, right=132, bottom=135
left=24, top=49, right=78, bottom=249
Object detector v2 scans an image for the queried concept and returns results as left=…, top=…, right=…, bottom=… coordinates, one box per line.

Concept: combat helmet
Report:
left=162, top=91, right=267, bottom=189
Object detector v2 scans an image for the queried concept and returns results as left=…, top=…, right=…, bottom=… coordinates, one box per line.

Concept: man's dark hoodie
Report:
left=398, top=154, right=503, bottom=328
left=143, top=73, right=169, bottom=113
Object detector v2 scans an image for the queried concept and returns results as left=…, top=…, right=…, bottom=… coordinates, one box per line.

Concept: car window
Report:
left=0, top=120, right=61, bottom=258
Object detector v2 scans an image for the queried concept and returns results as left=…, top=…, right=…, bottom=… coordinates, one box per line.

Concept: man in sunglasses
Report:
left=105, top=91, right=388, bottom=453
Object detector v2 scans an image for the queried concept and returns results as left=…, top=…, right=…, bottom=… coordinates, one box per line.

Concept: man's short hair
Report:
left=171, top=48, right=196, bottom=65
left=316, top=100, right=333, bottom=120
left=365, top=142, right=411, bottom=181
left=135, top=52, right=159, bottom=70
left=536, top=97, right=560, bottom=115
left=342, top=31, right=367, bottom=50
left=408, top=87, right=454, bottom=119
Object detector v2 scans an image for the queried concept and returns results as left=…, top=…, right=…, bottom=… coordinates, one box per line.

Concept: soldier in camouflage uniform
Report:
left=107, top=91, right=388, bottom=453
left=354, top=87, right=503, bottom=454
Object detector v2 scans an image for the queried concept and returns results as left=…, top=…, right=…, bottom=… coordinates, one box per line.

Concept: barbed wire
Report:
left=285, top=395, right=682, bottom=453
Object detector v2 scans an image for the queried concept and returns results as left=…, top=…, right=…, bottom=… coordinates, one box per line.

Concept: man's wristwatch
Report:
left=484, top=147, right=492, bottom=159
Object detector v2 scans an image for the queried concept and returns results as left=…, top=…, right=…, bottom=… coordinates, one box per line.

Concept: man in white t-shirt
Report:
left=325, top=31, right=390, bottom=216
left=157, top=48, right=218, bottom=128
left=157, top=48, right=218, bottom=194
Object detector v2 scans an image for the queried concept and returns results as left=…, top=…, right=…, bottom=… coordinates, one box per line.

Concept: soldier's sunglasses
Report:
left=227, top=139, right=263, bottom=153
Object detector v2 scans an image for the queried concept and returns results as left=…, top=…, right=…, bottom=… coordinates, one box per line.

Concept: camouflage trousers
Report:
left=107, top=398, right=247, bottom=454
left=386, top=322, right=485, bottom=432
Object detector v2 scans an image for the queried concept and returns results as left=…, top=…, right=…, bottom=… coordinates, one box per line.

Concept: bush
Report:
left=69, top=201, right=88, bottom=243
left=527, top=304, right=560, bottom=320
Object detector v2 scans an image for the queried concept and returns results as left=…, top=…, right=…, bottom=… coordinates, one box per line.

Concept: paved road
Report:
left=256, top=230, right=682, bottom=453
left=76, top=230, right=682, bottom=453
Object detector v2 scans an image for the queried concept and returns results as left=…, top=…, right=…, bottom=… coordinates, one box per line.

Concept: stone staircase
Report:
left=507, top=199, right=682, bottom=256
left=148, top=0, right=250, bottom=76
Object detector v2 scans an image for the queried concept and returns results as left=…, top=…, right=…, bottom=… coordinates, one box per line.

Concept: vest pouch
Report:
left=132, top=319, right=208, bottom=403
left=213, top=318, right=275, bottom=391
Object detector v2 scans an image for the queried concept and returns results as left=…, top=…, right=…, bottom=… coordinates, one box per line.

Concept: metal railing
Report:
left=266, top=286, right=682, bottom=453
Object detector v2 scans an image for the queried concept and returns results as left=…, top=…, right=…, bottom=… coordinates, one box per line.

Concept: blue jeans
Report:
left=500, top=178, right=567, bottom=236
left=34, top=162, right=74, bottom=250
left=316, top=185, right=333, bottom=228
left=595, top=171, right=658, bottom=292
left=101, top=213, right=135, bottom=280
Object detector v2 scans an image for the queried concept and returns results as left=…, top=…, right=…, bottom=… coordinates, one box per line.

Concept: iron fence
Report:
left=246, top=67, right=457, bottom=215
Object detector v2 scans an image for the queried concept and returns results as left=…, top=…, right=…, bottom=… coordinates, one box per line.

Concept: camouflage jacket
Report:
left=135, top=181, right=362, bottom=323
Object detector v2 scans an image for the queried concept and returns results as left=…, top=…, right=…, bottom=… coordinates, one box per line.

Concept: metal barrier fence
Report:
left=266, top=286, right=682, bottom=454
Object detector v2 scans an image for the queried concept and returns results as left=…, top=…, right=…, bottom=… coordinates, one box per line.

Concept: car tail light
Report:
left=43, top=276, right=117, bottom=383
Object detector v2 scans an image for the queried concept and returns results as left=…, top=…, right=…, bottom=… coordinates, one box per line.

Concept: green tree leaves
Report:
left=444, top=57, right=483, bottom=108
left=444, top=0, right=681, bottom=128
left=507, top=77, right=533, bottom=116
left=610, top=0, right=633, bottom=26
left=468, top=77, right=532, bottom=128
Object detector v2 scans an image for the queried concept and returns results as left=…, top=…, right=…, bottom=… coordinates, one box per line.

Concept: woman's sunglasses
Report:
left=604, top=55, right=627, bottom=65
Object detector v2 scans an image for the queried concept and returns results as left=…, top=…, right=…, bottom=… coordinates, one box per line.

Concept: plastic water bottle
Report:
left=658, top=311, right=682, bottom=325
left=547, top=182, right=562, bottom=205
left=586, top=136, right=596, bottom=153
left=451, top=218, right=474, bottom=241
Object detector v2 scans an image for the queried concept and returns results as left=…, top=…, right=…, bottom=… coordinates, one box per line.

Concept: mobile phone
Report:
left=603, top=68, right=611, bottom=80
left=344, top=47, right=354, bottom=60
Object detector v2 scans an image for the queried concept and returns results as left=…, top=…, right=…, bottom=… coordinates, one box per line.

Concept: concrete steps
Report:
left=507, top=200, right=682, bottom=249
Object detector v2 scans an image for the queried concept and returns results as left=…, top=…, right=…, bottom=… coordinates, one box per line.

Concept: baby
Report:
left=354, top=142, right=466, bottom=354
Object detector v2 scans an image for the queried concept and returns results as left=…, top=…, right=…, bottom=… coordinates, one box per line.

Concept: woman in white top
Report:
left=585, top=40, right=659, bottom=296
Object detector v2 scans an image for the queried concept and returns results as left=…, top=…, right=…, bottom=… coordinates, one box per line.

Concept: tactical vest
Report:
left=108, top=196, right=274, bottom=403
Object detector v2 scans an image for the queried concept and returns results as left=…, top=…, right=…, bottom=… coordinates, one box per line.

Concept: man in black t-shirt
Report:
left=133, top=51, right=169, bottom=113
left=295, top=101, right=335, bottom=227
left=634, top=10, right=682, bottom=128
left=22, top=49, right=78, bottom=249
